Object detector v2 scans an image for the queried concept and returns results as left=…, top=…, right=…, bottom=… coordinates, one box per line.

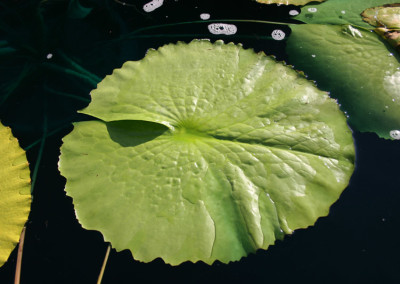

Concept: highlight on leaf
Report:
left=0, top=123, right=31, bottom=267
left=59, top=40, right=355, bottom=265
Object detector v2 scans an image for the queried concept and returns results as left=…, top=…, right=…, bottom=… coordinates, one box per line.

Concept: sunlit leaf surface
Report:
left=59, top=40, right=355, bottom=265
left=0, top=123, right=31, bottom=266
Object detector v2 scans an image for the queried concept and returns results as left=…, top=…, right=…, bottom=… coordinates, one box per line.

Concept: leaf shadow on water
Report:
left=106, top=120, right=169, bottom=147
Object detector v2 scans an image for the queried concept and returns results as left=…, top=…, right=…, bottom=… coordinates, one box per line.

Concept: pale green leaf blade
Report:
left=60, top=40, right=355, bottom=265
left=295, top=0, right=400, bottom=28
left=255, top=0, right=325, bottom=6
left=0, top=123, right=31, bottom=266
left=287, top=24, right=400, bottom=139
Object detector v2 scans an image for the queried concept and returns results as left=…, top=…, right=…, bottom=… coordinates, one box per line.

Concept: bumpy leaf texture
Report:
left=59, top=40, right=355, bottom=265
left=0, top=123, right=31, bottom=266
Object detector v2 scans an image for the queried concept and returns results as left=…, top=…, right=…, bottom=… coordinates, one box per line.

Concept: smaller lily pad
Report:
left=295, top=0, right=400, bottom=28
left=0, top=122, right=31, bottom=267
left=256, top=0, right=325, bottom=6
left=362, top=4, right=400, bottom=54
left=287, top=24, right=400, bottom=139
left=362, top=4, right=400, bottom=29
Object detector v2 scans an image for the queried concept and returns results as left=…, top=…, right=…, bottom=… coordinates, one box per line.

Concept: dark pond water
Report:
left=0, top=0, right=399, bottom=283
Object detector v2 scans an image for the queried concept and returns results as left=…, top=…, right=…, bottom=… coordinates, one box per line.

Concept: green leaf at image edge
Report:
left=0, top=123, right=31, bottom=267
left=295, top=0, right=400, bottom=28
left=287, top=24, right=400, bottom=139
left=59, top=40, right=355, bottom=265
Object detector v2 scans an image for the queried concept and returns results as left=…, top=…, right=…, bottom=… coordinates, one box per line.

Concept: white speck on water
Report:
left=393, top=99, right=396, bottom=102
left=143, top=0, right=163, bottom=12
left=341, top=10, right=346, bottom=14
left=46, top=53, right=53, bottom=59
left=208, top=23, right=237, bottom=35
left=289, top=10, right=299, bottom=16
left=385, top=105, right=389, bottom=109
left=271, top=29, right=285, bottom=40
left=388, top=53, right=394, bottom=56
left=200, top=13, right=210, bottom=20
left=390, top=130, right=400, bottom=140
left=382, top=218, right=386, bottom=222
left=308, top=7, right=317, bottom=13
left=311, top=54, right=316, bottom=58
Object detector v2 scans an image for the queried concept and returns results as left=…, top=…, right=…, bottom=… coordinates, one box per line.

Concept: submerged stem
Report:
left=115, top=33, right=274, bottom=40
left=131, top=19, right=291, bottom=35
left=44, top=84, right=90, bottom=103
left=41, top=62, right=98, bottom=87
left=56, top=50, right=101, bottom=83
left=24, top=123, right=71, bottom=151
left=102, top=19, right=291, bottom=45
left=30, top=112, right=47, bottom=194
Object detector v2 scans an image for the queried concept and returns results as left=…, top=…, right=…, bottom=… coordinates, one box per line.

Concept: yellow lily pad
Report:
left=0, top=122, right=31, bottom=266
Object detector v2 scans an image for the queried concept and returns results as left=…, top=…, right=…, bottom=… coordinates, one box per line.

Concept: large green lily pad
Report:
left=287, top=24, right=400, bottom=139
left=0, top=123, right=31, bottom=266
left=59, top=40, right=355, bottom=265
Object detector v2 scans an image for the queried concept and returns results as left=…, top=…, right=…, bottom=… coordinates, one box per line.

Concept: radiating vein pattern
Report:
left=60, top=40, right=355, bottom=265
